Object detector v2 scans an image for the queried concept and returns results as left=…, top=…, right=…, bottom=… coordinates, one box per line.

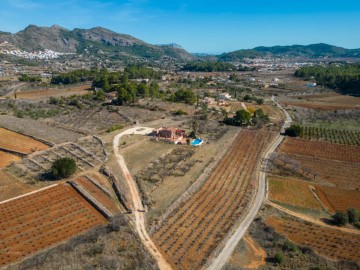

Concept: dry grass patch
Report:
left=226, top=235, right=266, bottom=270
left=268, top=176, right=322, bottom=211
left=120, top=135, right=177, bottom=175
left=0, top=170, right=46, bottom=202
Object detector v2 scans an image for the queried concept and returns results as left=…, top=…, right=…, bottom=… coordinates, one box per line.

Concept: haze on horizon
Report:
left=1, top=0, right=360, bottom=53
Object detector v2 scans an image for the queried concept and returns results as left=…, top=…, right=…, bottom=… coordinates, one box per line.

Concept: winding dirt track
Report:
left=113, top=127, right=172, bottom=270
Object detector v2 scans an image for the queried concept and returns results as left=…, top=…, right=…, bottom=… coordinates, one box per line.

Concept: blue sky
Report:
left=1, top=0, right=360, bottom=53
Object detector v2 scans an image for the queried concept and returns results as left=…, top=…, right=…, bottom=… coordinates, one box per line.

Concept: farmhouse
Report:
left=152, top=127, right=186, bottom=144
left=218, top=92, right=232, bottom=100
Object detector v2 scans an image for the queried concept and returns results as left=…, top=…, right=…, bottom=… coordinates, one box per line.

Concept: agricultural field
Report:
left=138, top=99, right=197, bottom=116
left=289, top=155, right=360, bottom=189
left=268, top=176, right=322, bottom=211
left=0, top=183, right=108, bottom=267
left=44, top=107, right=128, bottom=134
left=292, top=107, right=360, bottom=130
left=0, top=151, right=21, bottom=169
left=0, top=128, right=49, bottom=155
left=225, top=207, right=343, bottom=270
left=14, top=84, right=91, bottom=100
left=229, top=101, right=244, bottom=112
left=0, top=115, right=83, bottom=144
left=71, top=173, right=120, bottom=215
left=266, top=215, right=360, bottom=265
left=8, top=136, right=107, bottom=181
left=120, top=135, right=178, bottom=176
left=0, top=170, right=45, bottom=202
left=301, top=125, right=360, bottom=146
left=152, top=129, right=275, bottom=270
left=315, top=185, right=360, bottom=213
left=4, top=215, right=158, bottom=270
left=278, top=92, right=360, bottom=111
left=279, top=137, right=360, bottom=163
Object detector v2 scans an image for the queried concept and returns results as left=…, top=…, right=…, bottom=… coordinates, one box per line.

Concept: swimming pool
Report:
left=191, top=138, right=203, bottom=146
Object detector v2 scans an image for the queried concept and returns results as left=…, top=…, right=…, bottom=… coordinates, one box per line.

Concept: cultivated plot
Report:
left=152, top=129, right=273, bottom=270
left=0, top=183, right=107, bottom=267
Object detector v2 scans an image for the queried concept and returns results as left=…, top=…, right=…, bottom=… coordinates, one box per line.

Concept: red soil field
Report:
left=73, top=173, right=120, bottom=215
left=279, top=137, right=360, bottom=163
left=152, top=129, right=274, bottom=270
left=283, top=102, right=357, bottom=111
left=267, top=216, right=360, bottom=265
left=289, top=154, right=360, bottom=190
left=0, top=151, right=21, bottom=169
left=315, top=185, right=360, bottom=213
left=0, top=128, right=49, bottom=155
left=280, top=93, right=360, bottom=111
left=0, top=183, right=107, bottom=267
left=16, top=85, right=91, bottom=100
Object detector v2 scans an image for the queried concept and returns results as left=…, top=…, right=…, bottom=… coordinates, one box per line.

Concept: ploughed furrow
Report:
left=152, top=130, right=269, bottom=270
left=179, top=139, right=262, bottom=262
left=73, top=175, right=120, bottom=214
left=156, top=132, right=253, bottom=249
left=0, top=184, right=107, bottom=267
left=167, top=135, right=258, bottom=257
left=154, top=131, right=253, bottom=242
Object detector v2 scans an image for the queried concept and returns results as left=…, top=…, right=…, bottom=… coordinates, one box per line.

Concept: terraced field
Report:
left=267, top=216, right=360, bottom=265
left=315, top=185, right=360, bottom=213
left=46, top=107, right=127, bottom=133
left=72, top=173, right=120, bottom=215
left=9, top=136, right=107, bottom=180
left=0, top=128, right=48, bottom=155
left=0, top=115, right=83, bottom=144
left=0, top=183, right=107, bottom=267
left=152, top=129, right=272, bottom=270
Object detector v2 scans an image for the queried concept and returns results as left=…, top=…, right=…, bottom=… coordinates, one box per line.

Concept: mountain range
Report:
left=0, top=25, right=195, bottom=61
left=218, top=43, right=360, bottom=61
left=0, top=25, right=359, bottom=62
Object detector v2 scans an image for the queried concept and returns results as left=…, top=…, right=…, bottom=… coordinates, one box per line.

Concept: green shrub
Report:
left=255, top=97, right=264, bottom=105
left=51, top=157, right=77, bottom=179
left=172, top=109, right=188, bottom=116
left=273, top=252, right=285, bottom=264
left=332, top=211, right=349, bottom=226
left=285, top=124, right=303, bottom=137
left=347, top=208, right=359, bottom=224
left=106, top=124, right=124, bottom=133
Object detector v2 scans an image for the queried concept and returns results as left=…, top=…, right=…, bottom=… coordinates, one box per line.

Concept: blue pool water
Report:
left=191, top=138, right=203, bottom=146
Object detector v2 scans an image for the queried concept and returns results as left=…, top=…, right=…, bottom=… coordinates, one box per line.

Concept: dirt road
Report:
left=207, top=97, right=291, bottom=270
left=113, top=127, right=172, bottom=270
